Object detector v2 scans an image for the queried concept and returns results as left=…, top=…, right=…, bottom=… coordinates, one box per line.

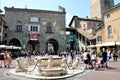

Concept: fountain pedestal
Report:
left=41, top=68, right=67, bottom=76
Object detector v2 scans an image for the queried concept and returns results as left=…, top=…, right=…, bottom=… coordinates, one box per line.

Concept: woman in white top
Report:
left=107, top=48, right=111, bottom=62
left=82, top=50, right=88, bottom=68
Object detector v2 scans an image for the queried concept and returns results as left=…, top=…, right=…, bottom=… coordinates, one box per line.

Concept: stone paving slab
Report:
left=81, top=59, right=120, bottom=80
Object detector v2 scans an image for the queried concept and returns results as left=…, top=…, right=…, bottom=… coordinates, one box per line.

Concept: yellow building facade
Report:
left=96, top=3, right=120, bottom=50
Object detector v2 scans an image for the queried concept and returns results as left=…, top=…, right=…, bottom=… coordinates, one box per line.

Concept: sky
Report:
left=0, top=0, right=120, bottom=27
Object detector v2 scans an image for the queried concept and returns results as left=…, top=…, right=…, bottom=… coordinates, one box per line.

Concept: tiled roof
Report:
left=69, top=16, right=102, bottom=26
left=76, top=29, right=95, bottom=40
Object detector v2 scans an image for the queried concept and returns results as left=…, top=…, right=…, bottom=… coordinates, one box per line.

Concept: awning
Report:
left=0, top=45, right=22, bottom=50
left=95, top=43, right=103, bottom=47
left=102, top=41, right=115, bottom=46
left=0, top=45, right=7, bottom=48
left=96, top=41, right=120, bottom=47
left=87, top=45, right=96, bottom=48
left=5, top=46, right=22, bottom=50
left=116, top=41, right=120, bottom=45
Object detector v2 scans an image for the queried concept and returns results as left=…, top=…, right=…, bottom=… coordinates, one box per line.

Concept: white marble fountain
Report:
left=9, top=55, right=85, bottom=79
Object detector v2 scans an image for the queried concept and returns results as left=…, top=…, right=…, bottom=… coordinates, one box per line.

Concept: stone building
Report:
left=67, top=0, right=120, bottom=52
left=90, top=0, right=114, bottom=19
left=0, top=14, right=8, bottom=45
left=68, top=16, right=102, bottom=50
left=4, top=6, right=66, bottom=53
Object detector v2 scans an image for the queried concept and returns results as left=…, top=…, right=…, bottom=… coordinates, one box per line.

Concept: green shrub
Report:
left=97, top=51, right=101, bottom=57
left=12, top=51, right=20, bottom=58
left=117, top=49, right=120, bottom=57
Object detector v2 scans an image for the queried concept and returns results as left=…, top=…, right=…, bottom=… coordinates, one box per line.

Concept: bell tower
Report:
left=90, top=0, right=114, bottom=19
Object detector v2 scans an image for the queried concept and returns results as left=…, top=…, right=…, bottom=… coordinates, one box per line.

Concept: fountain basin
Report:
left=9, top=68, right=85, bottom=79
left=34, top=56, right=62, bottom=67
left=41, top=68, right=67, bottom=76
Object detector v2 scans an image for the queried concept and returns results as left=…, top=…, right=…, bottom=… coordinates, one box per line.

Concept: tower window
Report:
left=104, top=0, right=110, bottom=6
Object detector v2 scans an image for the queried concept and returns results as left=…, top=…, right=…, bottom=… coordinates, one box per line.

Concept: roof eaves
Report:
left=103, top=3, right=120, bottom=15
left=68, top=16, right=78, bottom=27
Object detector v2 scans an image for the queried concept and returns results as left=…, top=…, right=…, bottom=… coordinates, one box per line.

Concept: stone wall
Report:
left=4, top=7, right=66, bottom=52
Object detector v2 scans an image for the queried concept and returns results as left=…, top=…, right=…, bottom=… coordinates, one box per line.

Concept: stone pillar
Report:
left=40, top=41, right=46, bottom=51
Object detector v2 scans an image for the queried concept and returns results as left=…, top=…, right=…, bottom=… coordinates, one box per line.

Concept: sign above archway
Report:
left=29, top=33, right=39, bottom=40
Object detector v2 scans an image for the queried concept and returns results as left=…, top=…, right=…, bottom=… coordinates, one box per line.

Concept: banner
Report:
left=30, top=33, right=39, bottom=40
left=69, top=34, right=74, bottom=41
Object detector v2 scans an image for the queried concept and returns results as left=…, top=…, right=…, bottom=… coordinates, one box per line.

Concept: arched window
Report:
left=108, top=25, right=112, bottom=37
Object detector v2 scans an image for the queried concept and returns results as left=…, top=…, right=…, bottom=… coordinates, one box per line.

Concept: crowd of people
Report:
left=0, top=47, right=118, bottom=70
left=0, top=50, right=12, bottom=68
left=80, top=47, right=118, bottom=70
left=59, top=47, right=118, bottom=71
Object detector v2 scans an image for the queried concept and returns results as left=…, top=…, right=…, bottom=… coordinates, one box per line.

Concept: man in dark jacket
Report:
left=102, top=48, right=108, bottom=68
left=112, top=48, right=118, bottom=61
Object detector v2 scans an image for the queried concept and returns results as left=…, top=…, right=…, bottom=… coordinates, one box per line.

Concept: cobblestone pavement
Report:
left=80, top=58, right=120, bottom=80
left=0, top=57, right=120, bottom=80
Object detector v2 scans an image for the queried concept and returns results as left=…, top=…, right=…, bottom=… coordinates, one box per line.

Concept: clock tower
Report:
left=90, top=0, right=114, bottom=19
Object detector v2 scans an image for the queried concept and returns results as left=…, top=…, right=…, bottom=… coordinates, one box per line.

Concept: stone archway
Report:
left=27, top=40, right=40, bottom=52
left=9, top=38, right=21, bottom=46
left=46, top=38, right=58, bottom=55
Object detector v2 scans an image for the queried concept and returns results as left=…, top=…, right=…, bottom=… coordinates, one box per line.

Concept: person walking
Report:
left=102, top=48, right=108, bottom=68
left=0, top=51, right=4, bottom=68
left=7, top=51, right=12, bottom=68
left=91, top=51, right=97, bottom=70
left=112, top=48, right=118, bottom=61
left=87, top=51, right=91, bottom=69
left=3, top=51, right=8, bottom=68
left=82, top=50, right=88, bottom=69
left=107, top=48, right=111, bottom=62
